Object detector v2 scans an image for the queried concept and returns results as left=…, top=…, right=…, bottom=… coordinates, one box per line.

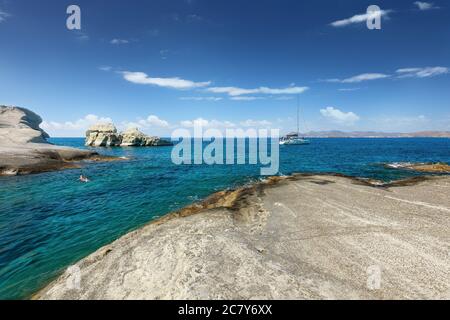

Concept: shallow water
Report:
left=0, top=138, right=449, bottom=299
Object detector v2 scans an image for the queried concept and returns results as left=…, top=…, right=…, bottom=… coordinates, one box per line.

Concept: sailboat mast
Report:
left=297, top=94, right=300, bottom=136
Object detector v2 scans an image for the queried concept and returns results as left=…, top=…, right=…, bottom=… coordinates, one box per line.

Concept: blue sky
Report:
left=0, top=0, right=449, bottom=136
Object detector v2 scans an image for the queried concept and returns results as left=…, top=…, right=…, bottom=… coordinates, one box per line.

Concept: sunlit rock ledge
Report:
left=35, top=174, right=450, bottom=300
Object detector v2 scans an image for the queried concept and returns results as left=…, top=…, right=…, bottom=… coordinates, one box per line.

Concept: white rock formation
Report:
left=0, top=106, right=50, bottom=144
left=0, top=106, right=98, bottom=175
left=36, top=174, right=450, bottom=300
left=85, top=123, right=121, bottom=147
left=120, top=127, right=148, bottom=146
left=85, top=125, right=172, bottom=147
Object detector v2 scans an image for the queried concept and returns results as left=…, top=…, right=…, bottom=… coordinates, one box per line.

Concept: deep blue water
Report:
left=0, top=138, right=449, bottom=299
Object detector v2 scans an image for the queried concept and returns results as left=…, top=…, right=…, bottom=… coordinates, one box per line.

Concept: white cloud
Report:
left=240, top=119, right=272, bottom=127
left=42, top=114, right=170, bottom=137
left=0, top=9, right=10, bottom=22
left=327, top=73, right=390, bottom=83
left=338, top=88, right=361, bottom=92
left=320, top=107, right=360, bottom=125
left=146, top=115, right=170, bottom=128
left=180, top=118, right=236, bottom=128
left=122, top=71, right=211, bottom=90
left=179, top=96, right=223, bottom=101
left=382, top=115, right=427, bottom=124
left=396, top=66, right=449, bottom=78
left=110, top=38, right=129, bottom=45
left=206, top=86, right=309, bottom=96
left=123, top=115, right=170, bottom=129
left=414, top=1, right=439, bottom=10
left=186, top=14, right=203, bottom=22
left=327, top=67, right=448, bottom=84
left=330, top=9, right=391, bottom=27
left=371, top=115, right=432, bottom=131
left=41, top=114, right=113, bottom=131
left=179, top=118, right=273, bottom=129
left=98, top=66, right=112, bottom=72
left=148, top=29, right=160, bottom=37
left=275, top=96, right=295, bottom=101
left=160, top=49, right=169, bottom=59
left=75, top=31, right=89, bottom=41
left=230, top=96, right=265, bottom=101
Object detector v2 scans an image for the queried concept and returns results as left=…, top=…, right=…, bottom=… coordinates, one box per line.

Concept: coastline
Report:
left=34, top=173, right=450, bottom=300
left=0, top=106, right=125, bottom=176
left=0, top=145, right=126, bottom=176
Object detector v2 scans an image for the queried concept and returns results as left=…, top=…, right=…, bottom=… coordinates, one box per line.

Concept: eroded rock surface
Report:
left=36, top=174, right=450, bottom=300
left=385, top=162, right=450, bottom=173
left=85, top=123, right=121, bottom=147
left=0, top=106, right=98, bottom=176
left=85, top=125, right=172, bottom=147
left=0, top=106, right=50, bottom=144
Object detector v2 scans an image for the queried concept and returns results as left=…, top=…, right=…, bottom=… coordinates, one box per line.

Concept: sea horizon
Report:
left=1, top=137, right=450, bottom=299
left=1, top=0, right=449, bottom=303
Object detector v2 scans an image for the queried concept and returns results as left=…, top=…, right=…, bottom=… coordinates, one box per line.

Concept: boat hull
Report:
left=279, top=138, right=310, bottom=145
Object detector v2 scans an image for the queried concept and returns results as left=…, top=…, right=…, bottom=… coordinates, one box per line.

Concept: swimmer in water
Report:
left=79, top=174, right=90, bottom=183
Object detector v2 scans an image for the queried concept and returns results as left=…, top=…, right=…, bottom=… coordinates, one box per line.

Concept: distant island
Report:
left=298, top=131, right=450, bottom=138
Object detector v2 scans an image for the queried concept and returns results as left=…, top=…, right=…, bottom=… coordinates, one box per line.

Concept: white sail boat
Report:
left=279, top=96, right=310, bottom=145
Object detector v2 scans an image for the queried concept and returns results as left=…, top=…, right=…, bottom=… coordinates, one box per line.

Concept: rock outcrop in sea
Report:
left=0, top=106, right=110, bottom=176
left=85, top=124, right=173, bottom=147
left=0, top=105, right=50, bottom=145
left=86, top=123, right=121, bottom=147
left=385, top=162, right=450, bottom=173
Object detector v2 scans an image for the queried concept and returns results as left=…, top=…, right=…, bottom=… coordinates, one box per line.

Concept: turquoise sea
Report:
left=0, top=138, right=449, bottom=299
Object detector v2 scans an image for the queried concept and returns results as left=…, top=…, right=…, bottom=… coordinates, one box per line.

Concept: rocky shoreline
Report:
left=35, top=173, right=450, bottom=300
left=385, top=162, right=450, bottom=173
left=0, top=106, right=123, bottom=176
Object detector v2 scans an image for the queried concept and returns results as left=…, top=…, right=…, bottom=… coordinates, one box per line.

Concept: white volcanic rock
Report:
left=121, top=127, right=147, bottom=146
left=36, top=175, right=450, bottom=300
left=0, top=106, right=98, bottom=175
left=85, top=125, right=173, bottom=147
left=87, top=123, right=117, bottom=134
left=0, top=106, right=50, bottom=144
left=144, top=135, right=173, bottom=147
left=85, top=123, right=121, bottom=147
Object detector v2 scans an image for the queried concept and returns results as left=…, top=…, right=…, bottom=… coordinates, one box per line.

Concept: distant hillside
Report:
left=298, top=131, right=450, bottom=138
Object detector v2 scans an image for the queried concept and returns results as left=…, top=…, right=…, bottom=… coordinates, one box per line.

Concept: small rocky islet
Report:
left=85, top=123, right=172, bottom=147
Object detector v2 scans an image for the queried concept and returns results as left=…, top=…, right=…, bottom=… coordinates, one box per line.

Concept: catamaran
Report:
left=279, top=96, right=310, bottom=145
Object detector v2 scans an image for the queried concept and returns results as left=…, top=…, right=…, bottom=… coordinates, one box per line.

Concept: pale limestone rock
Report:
left=0, top=106, right=97, bottom=175
left=120, top=127, right=147, bottom=146
left=85, top=125, right=172, bottom=147
left=0, top=105, right=49, bottom=144
left=85, top=123, right=121, bottom=147
left=144, top=135, right=173, bottom=146
left=87, top=123, right=117, bottom=134
left=36, top=175, right=450, bottom=300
